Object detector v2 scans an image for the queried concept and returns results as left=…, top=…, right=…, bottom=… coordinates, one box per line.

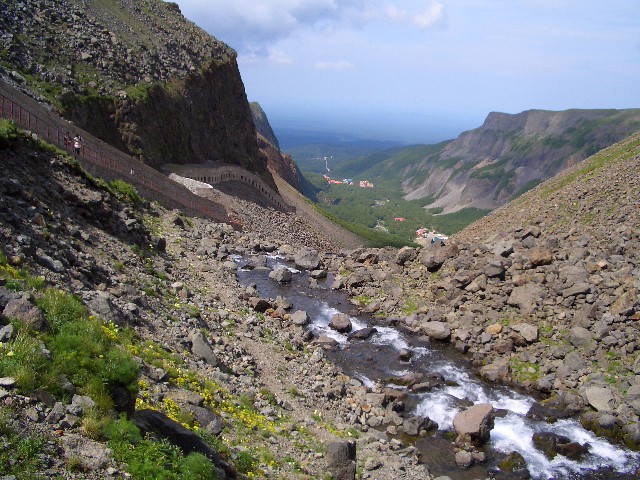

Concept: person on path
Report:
left=73, top=134, right=82, bottom=156
left=64, top=132, right=70, bottom=150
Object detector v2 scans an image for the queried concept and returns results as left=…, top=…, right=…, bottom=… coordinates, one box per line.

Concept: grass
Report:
left=0, top=119, right=18, bottom=147
left=0, top=407, right=49, bottom=479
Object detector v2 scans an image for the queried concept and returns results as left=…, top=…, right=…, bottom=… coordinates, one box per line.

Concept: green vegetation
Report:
left=0, top=407, right=49, bottom=479
left=105, top=416, right=221, bottom=480
left=0, top=119, right=17, bottom=147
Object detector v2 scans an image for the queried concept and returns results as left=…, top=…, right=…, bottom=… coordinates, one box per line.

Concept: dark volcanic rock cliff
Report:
left=0, top=0, right=273, bottom=185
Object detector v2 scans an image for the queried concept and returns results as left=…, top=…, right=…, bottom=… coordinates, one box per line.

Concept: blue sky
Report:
left=175, top=1, right=640, bottom=143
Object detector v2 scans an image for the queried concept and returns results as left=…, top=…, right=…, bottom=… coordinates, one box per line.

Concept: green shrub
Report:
left=108, top=179, right=144, bottom=206
left=0, top=119, right=17, bottom=147
left=106, top=416, right=219, bottom=479
left=0, top=331, right=52, bottom=392
left=37, top=288, right=87, bottom=333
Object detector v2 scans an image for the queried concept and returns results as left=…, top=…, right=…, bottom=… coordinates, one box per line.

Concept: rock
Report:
left=325, top=440, right=356, bottom=480
left=395, top=246, right=417, bottom=266
left=329, top=313, right=352, bottom=333
left=85, top=291, right=125, bottom=326
left=584, top=386, right=616, bottom=412
left=563, top=282, right=591, bottom=297
left=315, top=335, right=339, bottom=348
left=3, top=298, right=48, bottom=331
left=568, top=327, right=592, bottom=347
left=610, top=288, right=638, bottom=316
left=294, top=248, right=321, bottom=270
left=480, top=359, right=510, bottom=382
left=453, top=403, right=495, bottom=445
left=347, top=327, right=377, bottom=340
left=0, top=323, right=14, bottom=341
left=507, top=284, right=543, bottom=314
left=492, top=451, right=530, bottom=478
left=455, top=450, right=474, bottom=469
left=530, top=248, right=553, bottom=266
left=133, top=409, right=231, bottom=476
left=493, top=240, right=514, bottom=258
left=290, top=310, right=309, bottom=326
left=249, top=297, right=272, bottom=312
left=532, top=432, right=589, bottom=460
left=309, top=269, right=327, bottom=279
left=402, top=415, right=437, bottom=436
left=190, top=331, right=219, bottom=368
left=421, top=321, right=451, bottom=341
left=486, top=323, right=503, bottom=335
left=60, top=434, right=112, bottom=470
left=511, top=323, right=538, bottom=343
left=269, top=266, right=292, bottom=283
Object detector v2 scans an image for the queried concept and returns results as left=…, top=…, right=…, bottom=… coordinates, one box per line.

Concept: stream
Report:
left=235, top=253, right=639, bottom=479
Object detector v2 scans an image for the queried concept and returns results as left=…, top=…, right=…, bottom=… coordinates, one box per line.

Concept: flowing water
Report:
left=236, top=254, right=639, bottom=479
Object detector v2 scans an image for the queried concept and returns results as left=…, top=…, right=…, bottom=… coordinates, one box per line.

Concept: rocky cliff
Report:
left=402, top=109, right=640, bottom=213
left=0, top=0, right=276, bottom=187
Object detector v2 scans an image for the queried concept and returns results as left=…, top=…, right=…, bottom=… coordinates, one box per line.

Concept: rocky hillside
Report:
left=328, top=131, right=640, bottom=452
left=0, top=0, right=290, bottom=188
left=370, top=109, right=640, bottom=213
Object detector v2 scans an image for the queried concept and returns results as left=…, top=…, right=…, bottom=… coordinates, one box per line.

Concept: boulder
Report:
left=348, top=327, right=377, bottom=340
left=325, top=440, right=356, bottom=480
left=329, top=313, right=352, bottom=333
left=294, top=248, right=321, bottom=270
left=507, top=284, right=543, bottom=314
left=530, top=248, right=553, bottom=266
left=290, top=310, right=309, bottom=326
left=269, top=266, right=292, bottom=283
left=453, top=403, right=495, bottom=445
left=511, top=323, right=538, bottom=343
left=584, top=386, right=616, bottom=412
left=190, top=331, right=219, bottom=368
left=480, top=359, right=510, bottom=382
left=395, top=246, right=417, bottom=266
left=421, top=321, right=451, bottom=341
left=3, top=297, right=48, bottom=331
left=455, top=450, right=474, bottom=469
left=133, top=409, right=231, bottom=477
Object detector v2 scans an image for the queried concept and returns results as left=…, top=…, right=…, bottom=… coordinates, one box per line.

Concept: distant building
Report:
left=359, top=180, right=374, bottom=188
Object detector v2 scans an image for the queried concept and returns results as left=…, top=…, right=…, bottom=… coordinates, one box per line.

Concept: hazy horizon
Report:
left=176, top=1, right=640, bottom=145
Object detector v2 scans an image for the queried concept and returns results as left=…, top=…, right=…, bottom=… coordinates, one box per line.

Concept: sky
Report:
left=174, top=1, right=640, bottom=144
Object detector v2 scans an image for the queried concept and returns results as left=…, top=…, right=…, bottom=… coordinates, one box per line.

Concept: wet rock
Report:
left=480, top=358, right=510, bottom=382
left=249, top=297, right=272, bottom=312
left=455, top=450, right=474, bottom=469
left=329, top=312, right=352, bottom=333
left=532, top=432, right=589, bottom=460
left=491, top=451, right=531, bottom=479
left=294, top=248, right=321, bottom=270
left=453, top=403, right=495, bottom=445
left=347, top=327, right=377, bottom=340
left=269, top=266, right=292, bottom=283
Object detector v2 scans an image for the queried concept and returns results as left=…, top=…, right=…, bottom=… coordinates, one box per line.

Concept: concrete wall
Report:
left=165, top=163, right=292, bottom=211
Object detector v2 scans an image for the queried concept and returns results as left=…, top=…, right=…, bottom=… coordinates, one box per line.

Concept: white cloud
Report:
left=315, top=60, right=355, bottom=71
left=412, top=2, right=445, bottom=30
left=178, top=0, right=446, bottom=55
left=268, top=49, right=294, bottom=65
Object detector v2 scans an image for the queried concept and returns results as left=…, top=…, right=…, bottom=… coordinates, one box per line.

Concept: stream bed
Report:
left=236, top=254, right=639, bottom=479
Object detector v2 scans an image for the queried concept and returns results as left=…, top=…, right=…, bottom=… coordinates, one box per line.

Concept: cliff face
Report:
left=402, top=109, right=640, bottom=213
left=0, top=0, right=272, bottom=186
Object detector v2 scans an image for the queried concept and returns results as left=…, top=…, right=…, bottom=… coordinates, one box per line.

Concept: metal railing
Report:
left=0, top=81, right=231, bottom=224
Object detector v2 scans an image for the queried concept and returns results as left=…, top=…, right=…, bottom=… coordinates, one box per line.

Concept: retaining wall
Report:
left=0, top=79, right=230, bottom=223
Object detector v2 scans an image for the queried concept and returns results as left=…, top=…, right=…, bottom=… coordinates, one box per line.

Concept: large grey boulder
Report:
left=584, top=386, right=616, bottom=412
left=290, top=310, right=309, bottom=326
left=507, top=284, right=544, bottom=314
left=421, top=321, right=451, bottom=341
left=294, top=248, right=321, bottom=270
left=453, top=403, right=495, bottom=445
